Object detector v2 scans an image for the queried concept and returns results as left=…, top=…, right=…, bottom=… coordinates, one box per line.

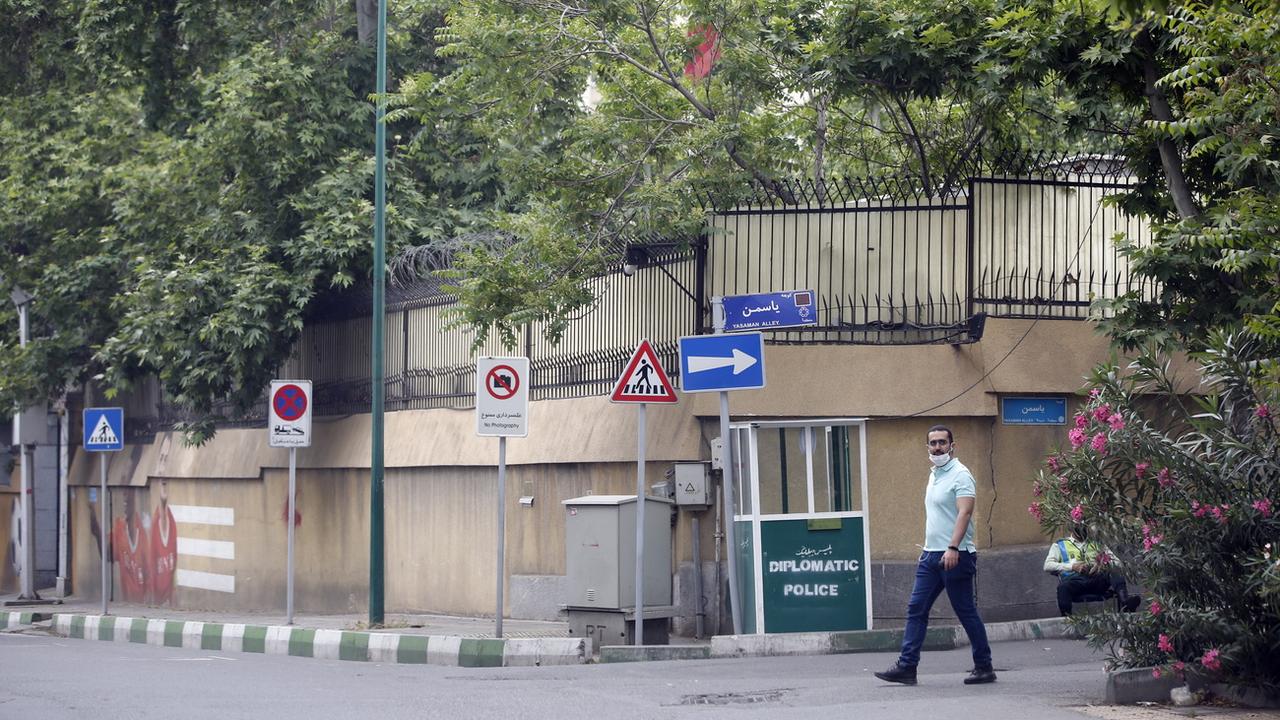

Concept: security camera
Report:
left=622, top=263, right=638, bottom=277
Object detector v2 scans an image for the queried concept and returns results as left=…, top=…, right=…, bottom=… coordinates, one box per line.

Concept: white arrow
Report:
left=688, top=348, right=758, bottom=375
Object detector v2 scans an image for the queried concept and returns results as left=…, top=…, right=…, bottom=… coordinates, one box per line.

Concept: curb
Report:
left=47, top=614, right=590, bottom=667
left=599, top=645, right=711, bottom=663
left=710, top=617, right=1076, bottom=659
left=1, top=611, right=51, bottom=631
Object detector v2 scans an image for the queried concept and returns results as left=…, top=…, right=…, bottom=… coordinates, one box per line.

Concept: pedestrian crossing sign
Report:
left=83, top=407, right=124, bottom=452
left=610, top=340, right=678, bottom=404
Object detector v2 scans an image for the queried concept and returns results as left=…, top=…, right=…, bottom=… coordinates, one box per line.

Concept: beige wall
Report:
left=63, top=318, right=1197, bottom=616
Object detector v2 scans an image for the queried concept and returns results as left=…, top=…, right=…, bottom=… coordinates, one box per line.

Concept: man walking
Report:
left=875, top=425, right=995, bottom=685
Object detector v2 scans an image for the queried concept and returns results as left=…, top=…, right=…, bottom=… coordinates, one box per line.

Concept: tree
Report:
left=0, top=0, right=493, bottom=441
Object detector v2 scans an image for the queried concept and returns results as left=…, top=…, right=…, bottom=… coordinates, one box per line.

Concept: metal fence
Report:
left=151, top=155, right=1156, bottom=422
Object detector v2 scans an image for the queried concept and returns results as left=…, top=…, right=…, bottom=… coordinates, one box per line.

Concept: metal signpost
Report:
left=721, top=290, right=817, bottom=332
left=610, top=340, right=678, bottom=645
left=269, top=380, right=312, bottom=625
left=83, top=407, right=124, bottom=615
left=679, top=325, right=767, bottom=636
left=476, top=357, right=530, bottom=638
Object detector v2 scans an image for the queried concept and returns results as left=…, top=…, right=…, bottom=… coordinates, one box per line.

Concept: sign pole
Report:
left=287, top=447, right=297, bottom=625
left=100, top=453, right=109, bottom=615
left=495, top=436, right=506, bottom=638
left=719, top=391, right=743, bottom=635
left=634, top=402, right=646, bottom=646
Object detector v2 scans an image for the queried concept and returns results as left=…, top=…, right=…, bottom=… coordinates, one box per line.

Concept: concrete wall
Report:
left=62, top=318, right=1193, bottom=631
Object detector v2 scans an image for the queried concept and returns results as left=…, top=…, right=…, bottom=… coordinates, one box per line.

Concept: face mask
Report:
left=929, top=453, right=951, bottom=468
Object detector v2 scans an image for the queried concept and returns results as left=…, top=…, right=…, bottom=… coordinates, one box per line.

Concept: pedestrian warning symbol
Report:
left=610, top=340, right=678, bottom=404
left=89, top=415, right=119, bottom=445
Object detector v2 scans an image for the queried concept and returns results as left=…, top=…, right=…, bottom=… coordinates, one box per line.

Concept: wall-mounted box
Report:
left=672, top=462, right=711, bottom=508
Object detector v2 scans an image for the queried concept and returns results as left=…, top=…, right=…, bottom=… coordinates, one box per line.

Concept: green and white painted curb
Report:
left=50, top=614, right=589, bottom=667
left=1, top=611, right=48, bottom=631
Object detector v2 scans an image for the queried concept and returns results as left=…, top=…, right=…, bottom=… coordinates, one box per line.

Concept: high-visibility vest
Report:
left=1056, top=538, right=1102, bottom=577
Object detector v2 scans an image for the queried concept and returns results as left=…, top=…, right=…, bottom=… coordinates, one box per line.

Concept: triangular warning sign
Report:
left=89, top=414, right=119, bottom=445
left=610, top=339, right=678, bottom=404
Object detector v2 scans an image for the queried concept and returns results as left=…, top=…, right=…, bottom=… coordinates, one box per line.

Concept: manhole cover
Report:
left=676, top=689, right=790, bottom=706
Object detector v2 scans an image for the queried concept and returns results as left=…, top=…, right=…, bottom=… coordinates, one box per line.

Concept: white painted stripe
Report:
left=182, top=621, right=205, bottom=650
left=169, top=505, right=235, bottom=526
left=114, top=617, right=133, bottom=642
left=84, top=615, right=100, bottom=640
left=176, top=568, right=235, bottom=593
left=146, top=619, right=166, bottom=646
left=55, top=614, right=71, bottom=634
left=368, top=632, right=398, bottom=663
left=427, top=635, right=462, bottom=666
left=313, top=629, right=342, bottom=661
left=222, top=623, right=245, bottom=653
left=265, top=626, right=292, bottom=655
left=177, top=537, right=235, bottom=560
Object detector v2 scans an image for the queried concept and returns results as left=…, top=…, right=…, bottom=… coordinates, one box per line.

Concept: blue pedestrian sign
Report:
left=722, top=290, right=817, bottom=332
left=83, top=407, right=124, bottom=452
left=679, top=333, right=766, bottom=393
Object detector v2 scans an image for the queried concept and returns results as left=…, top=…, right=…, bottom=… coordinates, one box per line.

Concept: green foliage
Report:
left=0, top=0, right=491, bottom=439
left=1031, top=334, right=1280, bottom=690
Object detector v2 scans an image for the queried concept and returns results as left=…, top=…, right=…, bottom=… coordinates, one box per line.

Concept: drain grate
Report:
left=676, top=689, right=791, bottom=706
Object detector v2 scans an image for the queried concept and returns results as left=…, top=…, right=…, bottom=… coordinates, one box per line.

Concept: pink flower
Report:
left=1192, top=501, right=1210, bottom=518
left=1058, top=476, right=1070, bottom=493
left=1152, top=667, right=1163, bottom=678
left=1107, top=413, right=1125, bottom=430
left=1028, top=502, right=1044, bottom=521
left=1254, top=498, right=1273, bottom=517
left=1149, top=599, right=1163, bottom=615
left=1257, top=404, right=1272, bottom=419
left=1210, top=505, right=1227, bottom=523
left=1032, top=483, right=1043, bottom=497
left=1090, top=432, right=1107, bottom=453
left=1074, top=414, right=1089, bottom=429
left=1070, top=504, right=1085, bottom=522
left=1158, top=634, right=1174, bottom=653
left=1135, top=462, right=1150, bottom=479
left=1093, top=404, right=1112, bottom=421
left=1089, top=388, right=1102, bottom=400
left=1069, top=428, right=1086, bottom=449
left=1201, top=648, right=1221, bottom=672
left=1047, top=455, right=1061, bottom=472
left=1096, top=552, right=1111, bottom=566
left=1157, top=468, right=1174, bottom=488
left=1173, top=661, right=1186, bottom=673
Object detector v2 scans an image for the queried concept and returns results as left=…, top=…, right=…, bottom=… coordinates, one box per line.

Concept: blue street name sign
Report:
left=83, top=407, right=125, bottom=452
left=722, top=290, right=817, bottom=332
left=679, top=332, right=766, bottom=393
left=1001, top=397, right=1067, bottom=425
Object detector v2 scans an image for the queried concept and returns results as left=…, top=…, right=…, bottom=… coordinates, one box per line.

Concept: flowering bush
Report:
left=1032, top=334, right=1280, bottom=692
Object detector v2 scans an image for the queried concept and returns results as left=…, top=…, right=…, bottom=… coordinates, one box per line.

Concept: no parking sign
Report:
left=269, top=380, right=312, bottom=448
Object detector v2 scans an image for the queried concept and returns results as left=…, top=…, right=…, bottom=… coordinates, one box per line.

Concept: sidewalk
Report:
left=2, top=592, right=1076, bottom=669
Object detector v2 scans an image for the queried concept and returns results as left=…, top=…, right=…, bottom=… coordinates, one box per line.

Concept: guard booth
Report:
left=730, top=419, right=871, bottom=634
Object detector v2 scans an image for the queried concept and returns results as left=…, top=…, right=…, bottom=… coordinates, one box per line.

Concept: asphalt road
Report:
left=0, top=632, right=1109, bottom=720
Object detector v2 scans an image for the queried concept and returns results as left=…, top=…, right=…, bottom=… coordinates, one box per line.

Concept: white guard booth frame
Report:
left=730, top=418, right=872, bottom=634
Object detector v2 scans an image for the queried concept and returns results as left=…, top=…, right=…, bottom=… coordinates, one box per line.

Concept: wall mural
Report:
left=86, top=482, right=182, bottom=604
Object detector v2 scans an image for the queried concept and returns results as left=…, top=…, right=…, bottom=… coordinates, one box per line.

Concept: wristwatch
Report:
left=947, top=545, right=960, bottom=552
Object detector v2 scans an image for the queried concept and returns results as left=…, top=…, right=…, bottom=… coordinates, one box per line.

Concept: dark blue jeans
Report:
left=898, top=550, right=992, bottom=669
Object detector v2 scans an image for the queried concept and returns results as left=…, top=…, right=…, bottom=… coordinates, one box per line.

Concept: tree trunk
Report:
left=1138, top=30, right=1198, bottom=220
left=355, top=0, right=377, bottom=46
left=814, top=93, right=829, bottom=203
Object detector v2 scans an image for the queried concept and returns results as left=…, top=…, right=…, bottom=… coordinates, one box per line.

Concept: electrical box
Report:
left=12, top=403, right=46, bottom=446
left=562, top=495, right=673, bottom=609
left=673, top=462, right=711, bottom=508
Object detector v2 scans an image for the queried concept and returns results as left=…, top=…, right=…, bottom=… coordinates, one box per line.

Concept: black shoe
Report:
left=964, top=666, right=997, bottom=684
left=874, top=662, right=918, bottom=685
left=1121, top=595, right=1141, bottom=613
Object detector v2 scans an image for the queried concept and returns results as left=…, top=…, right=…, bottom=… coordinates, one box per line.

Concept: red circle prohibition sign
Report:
left=273, top=384, right=309, bottom=421
left=485, top=365, right=520, bottom=400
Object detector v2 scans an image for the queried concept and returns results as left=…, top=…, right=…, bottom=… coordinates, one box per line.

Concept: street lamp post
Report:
left=10, top=287, right=39, bottom=601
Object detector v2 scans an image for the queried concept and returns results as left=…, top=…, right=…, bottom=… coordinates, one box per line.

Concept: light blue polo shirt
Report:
left=924, top=457, right=977, bottom=552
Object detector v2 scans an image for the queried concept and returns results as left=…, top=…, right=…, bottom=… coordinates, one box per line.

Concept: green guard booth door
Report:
left=731, top=420, right=872, bottom=634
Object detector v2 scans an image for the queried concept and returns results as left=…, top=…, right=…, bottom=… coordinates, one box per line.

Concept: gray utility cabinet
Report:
left=563, top=494, right=674, bottom=647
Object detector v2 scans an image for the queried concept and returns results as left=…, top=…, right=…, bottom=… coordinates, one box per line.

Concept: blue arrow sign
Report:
left=678, top=333, right=766, bottom=393
left=83, top=407, right=124, bottom=452
left=722, top=290, right=817, bottom=332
